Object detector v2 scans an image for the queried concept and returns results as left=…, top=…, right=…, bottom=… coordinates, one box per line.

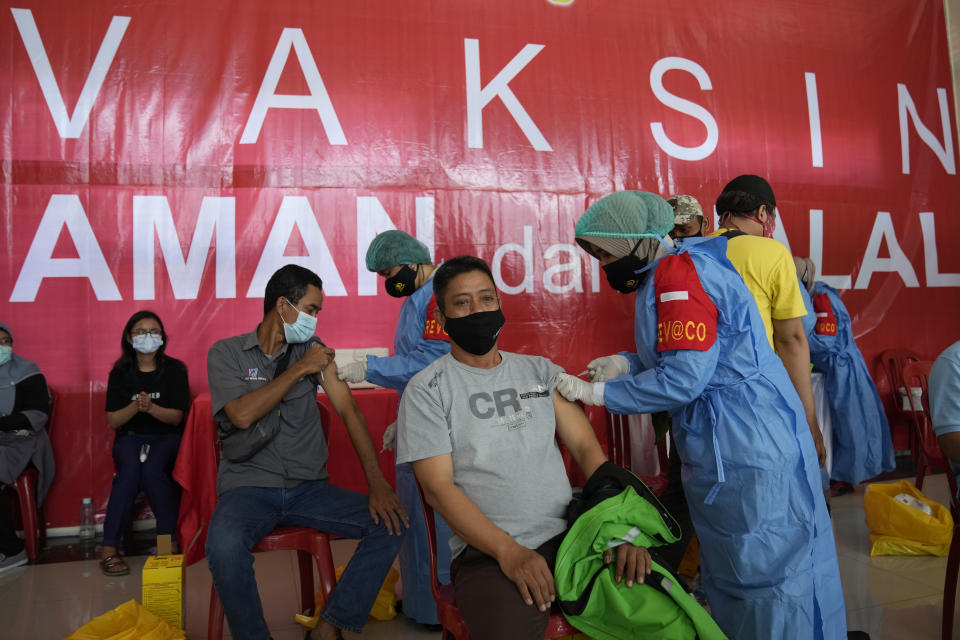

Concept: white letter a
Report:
left=239, top=28, right=347, bottom=145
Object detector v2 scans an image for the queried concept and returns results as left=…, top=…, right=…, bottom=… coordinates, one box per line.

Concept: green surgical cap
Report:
left=365, top=230, right=431, bottom=272
left=574, top=191, right=674, bottom=257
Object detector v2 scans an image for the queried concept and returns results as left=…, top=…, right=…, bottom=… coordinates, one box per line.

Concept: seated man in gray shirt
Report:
left=397, top=256, right=652, bottom=640
left=206, top=264, right=409, bottom=640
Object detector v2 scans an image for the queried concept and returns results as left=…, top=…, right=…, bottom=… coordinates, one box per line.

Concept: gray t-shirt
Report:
left=397, top=351, right=572, bottom=558
left=207, top=329, right=329, bottom=495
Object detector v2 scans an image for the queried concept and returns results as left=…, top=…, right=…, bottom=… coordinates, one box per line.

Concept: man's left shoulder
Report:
left=501, top=352, right=563, bottom=381
left=503, top=351, right=557, bottom=367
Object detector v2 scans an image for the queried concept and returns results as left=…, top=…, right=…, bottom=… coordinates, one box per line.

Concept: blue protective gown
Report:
left=603, top=237, right=846, bottom=640
left=806, top=282, right=895, bottom=485
left=798, top=282, right=832, bottom=492
left=365, top=276, right=452, bottom=625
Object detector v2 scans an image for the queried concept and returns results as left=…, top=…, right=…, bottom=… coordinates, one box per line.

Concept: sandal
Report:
left=100, top=554, right=130, bottom=576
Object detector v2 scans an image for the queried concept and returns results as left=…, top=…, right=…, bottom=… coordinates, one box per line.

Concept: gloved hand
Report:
left=337, top=359, right=368, bottom=384
left=556, top=373, right=603, bottom=406
left=381, top=421, right=397, bottom=452
left=586, top=354, right=630, bottom=382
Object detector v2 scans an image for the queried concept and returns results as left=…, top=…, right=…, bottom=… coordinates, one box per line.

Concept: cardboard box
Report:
left=142, top=535, right=185, bottom=628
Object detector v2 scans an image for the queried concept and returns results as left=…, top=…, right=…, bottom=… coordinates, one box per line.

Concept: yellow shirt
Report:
left=711, top=229, right=807, bottom=348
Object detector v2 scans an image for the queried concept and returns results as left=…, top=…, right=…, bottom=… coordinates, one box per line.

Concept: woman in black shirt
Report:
left=101, top=311, right=189, bottom=576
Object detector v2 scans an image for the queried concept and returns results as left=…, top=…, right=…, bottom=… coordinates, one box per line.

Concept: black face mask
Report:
left=441, top=309, right=505, bottom=356
left=602, top=254, right=649, bottom=294
left=384, top=265, right=418, bottom=298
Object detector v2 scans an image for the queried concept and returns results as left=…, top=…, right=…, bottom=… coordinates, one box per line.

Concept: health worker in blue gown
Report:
left=793, top=258, right=895, bottom=486
left=337, top=230, right=452, bottom=627
left=555, top=191, right=847, bottom=640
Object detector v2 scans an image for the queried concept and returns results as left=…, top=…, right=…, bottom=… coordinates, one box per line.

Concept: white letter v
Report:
left=11, top=8, right=130, bottom=138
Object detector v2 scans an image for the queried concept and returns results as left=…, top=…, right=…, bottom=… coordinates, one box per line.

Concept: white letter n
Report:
left=898, top=83, right=956, bottom=175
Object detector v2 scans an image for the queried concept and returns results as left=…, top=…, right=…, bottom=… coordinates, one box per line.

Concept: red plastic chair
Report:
left=206, top=526, right=338, bottom=639
left=876, top=348, right=922, bottom=459
left=7, top=388, right=56, bottom=561
left=206, top=401, right=338, bottom=639
left=901, top=361, right=950, bottom=490
left=416, top=482, right=577, bottom=640
left=606, top=411, right=670, bottom=496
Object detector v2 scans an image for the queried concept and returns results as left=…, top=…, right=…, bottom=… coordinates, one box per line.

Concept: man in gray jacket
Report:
left=206, top=264, right=408, bottom=640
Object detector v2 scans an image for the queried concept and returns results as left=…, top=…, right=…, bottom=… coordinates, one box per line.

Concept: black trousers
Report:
left=0, top=492, right=24, bottom=556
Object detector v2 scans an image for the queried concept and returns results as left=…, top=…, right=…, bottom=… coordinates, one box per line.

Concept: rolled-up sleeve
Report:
left=396, top=375, right=451, bottom=465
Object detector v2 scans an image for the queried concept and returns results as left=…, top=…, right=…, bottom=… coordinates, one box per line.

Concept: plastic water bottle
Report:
left=79, top=497, right=95, bottom=540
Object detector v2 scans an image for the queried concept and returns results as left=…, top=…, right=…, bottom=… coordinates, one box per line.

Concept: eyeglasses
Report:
left=131, top=329, right=162, bottom=337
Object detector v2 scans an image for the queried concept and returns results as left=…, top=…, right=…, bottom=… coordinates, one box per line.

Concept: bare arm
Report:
left=772, top=316, right=825, bottom=466
left=322, top=363, right=409, bottom=534
left=553, top=391, right=607, bottom=479
left=553, top=392, right=651, bottom=584
left=413, top=454, right=556, bottom=611
left=144, top=401, right=184, bottom=426
left=107, top=400, right=139, bottom=430
left=222, top=344, right=334, bottom=429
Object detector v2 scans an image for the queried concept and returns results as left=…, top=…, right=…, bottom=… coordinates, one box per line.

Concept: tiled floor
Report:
left=3, top=474, right=957, bottom=639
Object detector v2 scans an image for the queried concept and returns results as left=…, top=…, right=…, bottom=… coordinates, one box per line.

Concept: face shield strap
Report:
left=626, top=237, right=644, bottom=258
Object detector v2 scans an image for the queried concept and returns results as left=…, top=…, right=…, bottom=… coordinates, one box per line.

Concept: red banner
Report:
left=1, top=0, right=957, bottom=525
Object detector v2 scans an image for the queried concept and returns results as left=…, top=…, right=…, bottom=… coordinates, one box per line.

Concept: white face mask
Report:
left=0, top=346, right=11, bottom=366
left=132, top=334, right=164, bottom=354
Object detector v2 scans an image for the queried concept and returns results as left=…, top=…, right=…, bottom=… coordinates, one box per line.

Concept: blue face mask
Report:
left=281, top=299, right=318, bottom=344
left=132, top=334, right=164, bottom=354
left=0, top=346, right=10, bottom=367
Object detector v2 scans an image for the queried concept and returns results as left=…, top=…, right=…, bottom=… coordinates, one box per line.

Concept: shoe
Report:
left=99, top=554, right=130, bottom=576
left=0, top=549, right=28, bottom=575
left=831, top=481, right=854, bottom=497
left=304, top=630, right=344, bottom=639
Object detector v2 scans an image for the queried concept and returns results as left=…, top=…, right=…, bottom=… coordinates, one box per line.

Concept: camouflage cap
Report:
left=667, top=195, right=704, bottom=225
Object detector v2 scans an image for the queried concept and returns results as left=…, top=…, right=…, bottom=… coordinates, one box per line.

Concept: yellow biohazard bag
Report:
left=863, top=480, right=953, bottom=556
left=296, top=565, right=400, bottom=629
left=65, top=600, right=186, bottom=640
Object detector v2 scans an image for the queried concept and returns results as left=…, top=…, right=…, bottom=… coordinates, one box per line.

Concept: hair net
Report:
left=575, top=191, right=675, bottom=259
left=365, top=230, right=432, bottom=272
